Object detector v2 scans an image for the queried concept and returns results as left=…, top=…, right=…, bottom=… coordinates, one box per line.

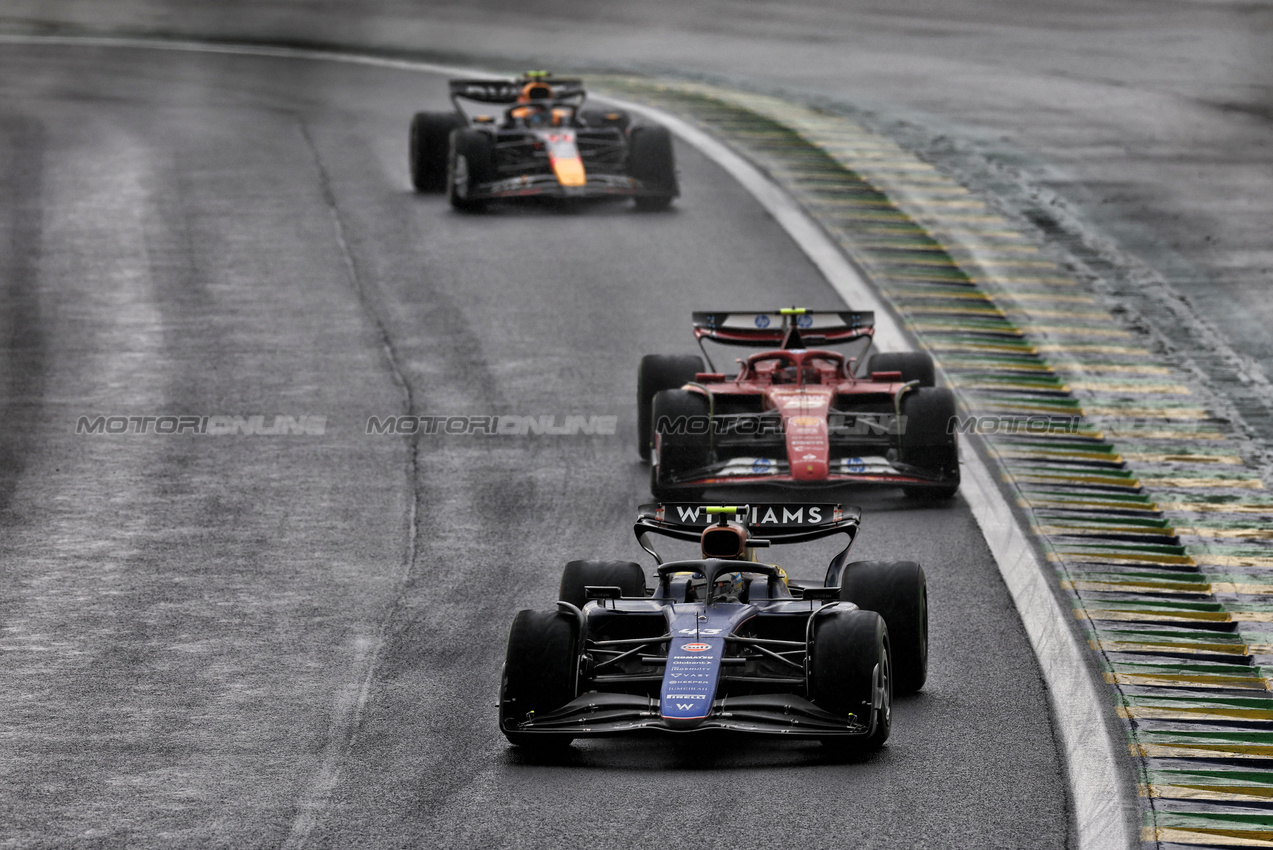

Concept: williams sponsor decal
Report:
left=666, top=504, right=830, bottom=527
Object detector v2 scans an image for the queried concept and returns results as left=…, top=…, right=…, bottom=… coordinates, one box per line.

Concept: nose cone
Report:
left=552, top=155, right=586, bottom=187
left=660, top=638, right=723, bottom=726
left=792, top=458, right=829, bottom=481
left=785, top=414, right=830, bottom=481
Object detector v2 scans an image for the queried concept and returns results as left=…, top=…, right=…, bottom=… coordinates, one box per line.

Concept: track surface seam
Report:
left=283, top=120, right=423, bottom=850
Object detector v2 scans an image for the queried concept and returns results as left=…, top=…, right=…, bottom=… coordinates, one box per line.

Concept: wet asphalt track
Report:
left=0, top=44, right=1066, bottom=848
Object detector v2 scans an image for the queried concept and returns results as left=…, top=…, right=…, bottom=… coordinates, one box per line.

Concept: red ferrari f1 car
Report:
left=638, top=309, right=959, bottom=499
left=409, top=72, right=677, bottom=211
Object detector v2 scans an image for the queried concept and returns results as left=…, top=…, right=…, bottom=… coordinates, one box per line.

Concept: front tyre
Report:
left=651, top=388, right=710, bottom=498
left=809, top=608, right=891, bottom=753
left=899, top=386, right=959, bottom=499
left=838, top=560, right=928, bottom=695
left=500, top=609, right=580, bottom=747
left=637, top=354, right=705, bottom=460
left=410, top=112, right=462, bottom=193
left=629, top=125, right=678, bottom=211
left=448, top=129, right=495, bottom=212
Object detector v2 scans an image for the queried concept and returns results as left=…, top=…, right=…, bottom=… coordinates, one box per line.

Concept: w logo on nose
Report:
left=676, top=703, right=696, bottom=710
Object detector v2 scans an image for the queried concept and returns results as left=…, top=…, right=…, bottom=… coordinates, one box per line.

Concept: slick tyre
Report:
left=864, top=351, right=935, bottom=387
left=637, top=354, right=705, bottom=460
left=410, top=111, right=462, bottom=193
left=899, top=386, right=959, bottom=499
left=809, top=608, right=891, bottom=753
left=448, top=129, right=495, bottom=212
left=838, top=560, right=928, bottom=695
left=629, top=125, right=678, bottom=211
left=500, top=609, right=580, bottom=747
left=559, top=560, right=647, bottom=610
left=651, top=389, right=710, bottom=498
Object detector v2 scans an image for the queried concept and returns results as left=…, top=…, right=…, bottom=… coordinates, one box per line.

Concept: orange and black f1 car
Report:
left=638, top=309, right=960, bottom=499
left=409, top=72, right=678, bottom=211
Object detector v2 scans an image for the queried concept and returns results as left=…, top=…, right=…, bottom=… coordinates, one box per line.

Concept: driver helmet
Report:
left=518, top=81, right=553, bottom=102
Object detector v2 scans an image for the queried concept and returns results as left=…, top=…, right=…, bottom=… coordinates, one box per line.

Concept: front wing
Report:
left=468, top=173, right=666, bottom=200
left=656, top=454, right=958, bottom=492
left=504, top=692, right=873, bottom=739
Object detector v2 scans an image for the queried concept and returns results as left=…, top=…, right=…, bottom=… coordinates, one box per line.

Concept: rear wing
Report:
left=448, top=76, right=587, bottom=107
left=635, top=502, right=860, bottom=548
left=692, top=309, right=874, bottom=349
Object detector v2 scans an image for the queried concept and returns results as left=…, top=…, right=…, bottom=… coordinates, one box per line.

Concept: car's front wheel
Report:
left=651, top=388, right=710, bottom=498
left=808, top=608, right=891, bottom=753
left=448, top=129, right=494, bottom=212
left=500, top=609, right=580, bottom=747
left=637, top=354, right=705, bottom=460
left=410, top=111, right=462, bottom=193
left=899, top=386, right=959, bottom=499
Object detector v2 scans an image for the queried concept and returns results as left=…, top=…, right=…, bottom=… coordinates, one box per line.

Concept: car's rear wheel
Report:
left=448, top=129, right=495, bottom=212
left=581, top=108, right=630, bottom=131
left=651, top=388, right=710, bottom=498
left=629, top=125, right=678, bottom=211
left=838, top=560, right=928, bottom=695
left=500, top=609, right=580, bottom=747
left=410, top=111, right=463, bottom=193
left=898, top=386, right=959, bottom=499
left=559, top=560, right=647, bottom=609
left=637, top=354, right=705, bottom=460
left=864, top=351, right=935, bottom=387
left=808, top=608, right=891, bottom=753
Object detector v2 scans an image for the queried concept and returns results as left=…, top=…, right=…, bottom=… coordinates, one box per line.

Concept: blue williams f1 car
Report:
left=499, top=503, right=927, bottom=751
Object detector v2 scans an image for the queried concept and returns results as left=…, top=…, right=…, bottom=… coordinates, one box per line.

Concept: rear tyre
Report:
left=898, top=386, right=959, bottom=499
left=637, top=354, right=705, bottom=460
left=448, top=129, right=495, bottom=212
left=838, top=560, right=928, bottom=695
left=865, top=352, right=935, bottom=387
left=809, top=609, right=891, bottom=753
left=559, top=560, right=647, bottom=609
left=629, top=125, right=678, bottom=211
left=410, top=111, right=462, bottom=193
left=500, top=609, right=580, bottom=747
left=580, top=108, right=631, bottom=131
left=651, top=389, right=710, bottom=498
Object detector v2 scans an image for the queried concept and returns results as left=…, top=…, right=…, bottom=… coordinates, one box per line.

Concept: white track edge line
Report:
left=0, top=32, right=1137, bottom=849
